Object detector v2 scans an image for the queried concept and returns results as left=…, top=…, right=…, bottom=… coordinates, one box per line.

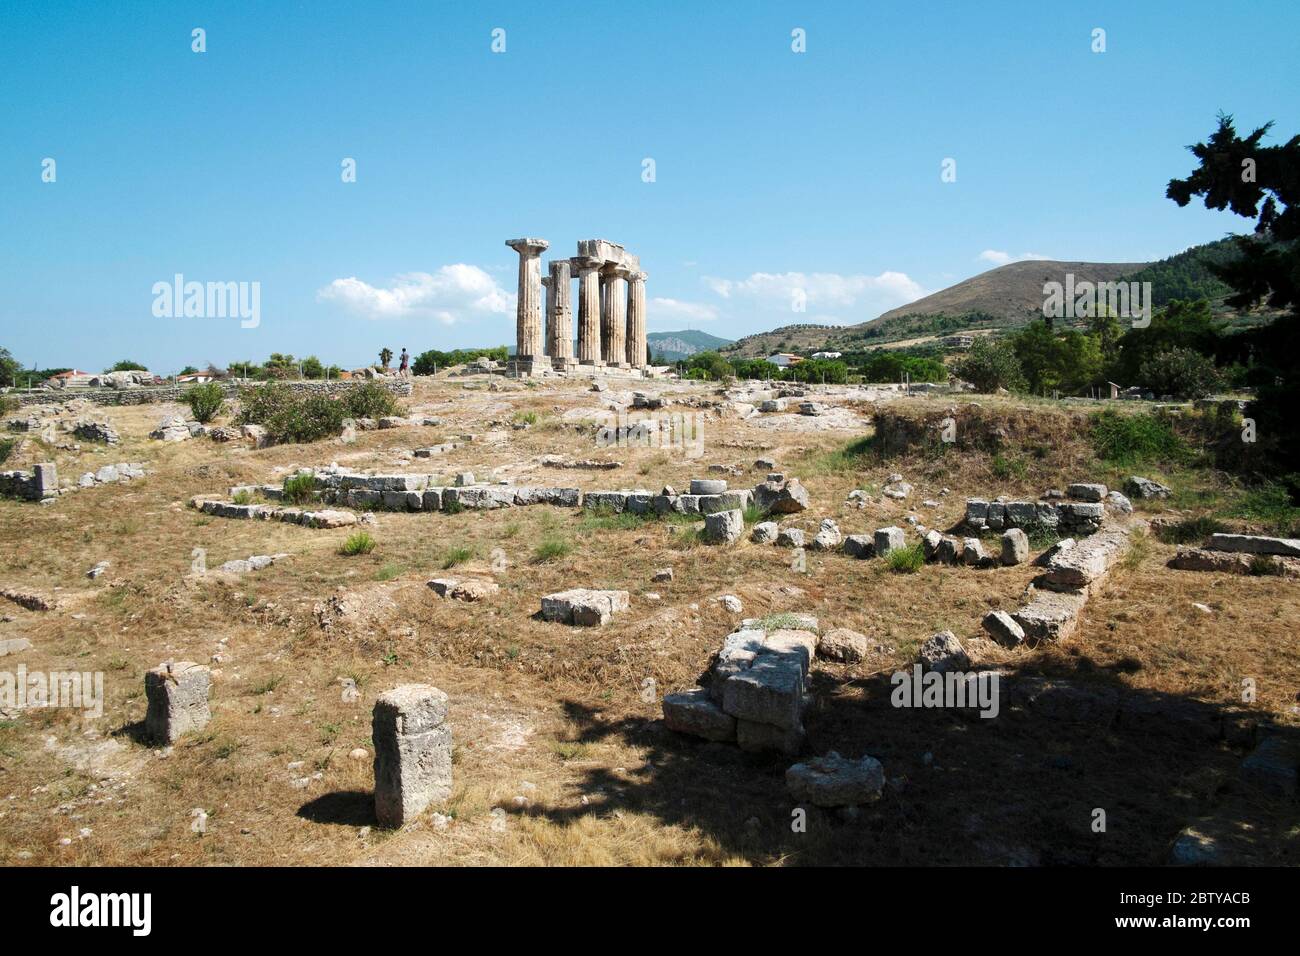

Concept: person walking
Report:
left=398, top=347, right=410, bottom=379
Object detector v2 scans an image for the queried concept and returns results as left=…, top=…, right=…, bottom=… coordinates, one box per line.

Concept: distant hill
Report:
left=719, top=239, right=1285, bottom=358
left=646, top=329, right=732, bottom=361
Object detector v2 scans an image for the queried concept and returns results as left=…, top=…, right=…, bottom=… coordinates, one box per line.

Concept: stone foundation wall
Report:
left=8, top=379, right=413, bottom=408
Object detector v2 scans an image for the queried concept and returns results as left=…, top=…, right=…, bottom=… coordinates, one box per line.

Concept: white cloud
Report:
left=977, top=250, right=1050, bottom=266
left=317, top=265, right=512, bottom=323
left=701, top=270, right=926, bottom=317
left=649, top=297, right=719, bottom=322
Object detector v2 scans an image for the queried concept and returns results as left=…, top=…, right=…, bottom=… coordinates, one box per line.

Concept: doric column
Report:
left=505, top=237, right=549, bottom=371
left=573, top=256, right=603, bottom=365
left=601, top=266, right=629, bottom=366
left=541, top=275, right=553, bottom=358
left=547, top=259, right=574, bottom=367
left=626, top=271, right=647, bottom=367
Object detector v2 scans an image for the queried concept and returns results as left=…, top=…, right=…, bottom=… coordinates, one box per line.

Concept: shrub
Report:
left=344, top=381, right=400, bottom=419
left=953, top=338, right=1025, bottom=392
left=266, top=395, right=348, bottom=444
left=885, top=542, right=925, bottom=573
left=237, top=382, right=294, bottom=425
left=1155, top=515, right=1230, bottom=545
left=1090, top=410, right=1188, bottom=465
left=340, top=531, right=376, bottom=556
left=1138, top=347, right=1225, bottom=400
left=442, top=546, right=474, bottom=569
left=282, top=472, right=317, bottom=504
left=183, top=382, right=225, bottom=423
left=0, top=438, right=13, bottom=466
left=231, top=489, right=253, bottom=506
left=531, top=536, right=572, bottom=563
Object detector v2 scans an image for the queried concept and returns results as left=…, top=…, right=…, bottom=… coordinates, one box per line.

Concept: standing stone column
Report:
left=574, top=256, right=604, bottom=366
left=626, top=271, right=647, bottom=367
left=373, top=684, right=452, bottom=827
left=144, top=662, right=211, bottom=744
left=505, top=238, right=550, bottom=374
left=547, top=259, right=575, bottom=368
left=601, top=266, right=630, bottom=367
left=541, top=274, right=553, bottom=361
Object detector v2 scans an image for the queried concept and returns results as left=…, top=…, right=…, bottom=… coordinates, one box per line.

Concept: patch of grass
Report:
left=550, top=740, right=591, bottom=761
left=578, top=508, right=646, bottom=531
left=282, top=471, right=317, bottom=505
left=230, top=489, right=253, bottom=506
left=442, top=545, right=475, bottom=569
left=1156, top=515, right=1231, bottom=545
left=742, top=504, right=765, bottom=525
left=1090, top=410, right=1188, bottom=466
left=638, top=452, right=670, bottom=476
left=752, top=613, right=806, bottom=631
left=670, top=525, right=703, bottom=550
left=810, top=434, right=876, bottom=474
left=1230, top=482, right=1300, bottom=536
left=532, top=536, right=572, bottom=563
left=442, top=497, right=464, bottom=515
left=512, top=410, right=539, bottom=426
left=250, top=675, right=283, bottom=695
left=885, top=542, right=925, bottom=573
left=0, top=438, right=15, bottom=466
left=1120, top=529, right=1151, bottom=571
left=374, top=562, right=405, bottom=581
left=990, top=454, right=1028, bottom=481
left=1249, top=555, right=1287, bottom=577
left=340, top=531, right=376, bottom=556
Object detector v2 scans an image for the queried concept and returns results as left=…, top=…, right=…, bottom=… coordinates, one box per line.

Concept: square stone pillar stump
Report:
left=506, top=237, right=550, bottom=375
left=573, top=256, right=604, bottom=366
left=33, top=462, right=58, bottom=500
left=372, top=683, right=452, bottom=827
left=144, top=662, right=212, bottom=744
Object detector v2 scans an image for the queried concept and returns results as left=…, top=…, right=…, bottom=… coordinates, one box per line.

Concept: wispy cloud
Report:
left=649, top=297, right=719, bottom=322
left=977, top=250, right=1050, bottom=267
left=701, top=270, right=925, bottom=318
left=316, top=265, right=512, bottom=323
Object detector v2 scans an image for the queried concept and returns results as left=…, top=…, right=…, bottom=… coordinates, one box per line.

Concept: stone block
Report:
left=662, top=688, right=737, bottom=742
left=873, top=526, right=905, bottom=556
left=144, top=662, right=211, bottom=744
left=540, top=588, right=630, bottom=626
left=704, top=508, right=744, bottom=544
left=372, top=684, right=452, bottom=827
left=786, top=752, right=884, bottom=807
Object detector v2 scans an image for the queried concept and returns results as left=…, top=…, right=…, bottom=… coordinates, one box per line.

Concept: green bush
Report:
left=885, top=542, right=925, bottom=573
left=953, top=337, right=1025, bottom=392
left=340, top=531, right=376, bottom=556
left=267, top=395, right=349, bottom=444
left=183, top=382, right=225, bottom=423
left=282, top=472, right=317, bottom=504
left=531, top=536, right=572, bottom=563
left=1138, top=347, right=1225, bottom=400
left=344, top=381, right=400, bottom=419
left=1090, top=410, right=1188, bottom=465
left=442, top=545, right=474, bottom=569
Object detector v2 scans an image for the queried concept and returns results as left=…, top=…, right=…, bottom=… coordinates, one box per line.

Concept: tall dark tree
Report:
left=1168, top=114, right=1300, bottom=494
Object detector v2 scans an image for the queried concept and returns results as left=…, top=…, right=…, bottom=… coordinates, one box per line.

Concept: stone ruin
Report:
left=506, top=237, right=649, bottom=376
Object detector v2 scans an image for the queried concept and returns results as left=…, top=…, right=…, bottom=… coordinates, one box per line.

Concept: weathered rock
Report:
left=753, top=477, right=810, bottom=514
left=982, top=610, right=1025, bottom=647
left=882, top=481, right=912, bottom=500
left=0, top=637, right=33, bottom=657
left=810, top=518, right=842, bottom=551
left=786, top=752, right=884, bottom=807
left=918, top=631, right=969, bottom=673
left=1042, top=528, right=1131, bottom=590
left=722, top=655, right=804, bottom=730
left=962, top=537, right=990, bottom=567
left=689, top=478, right=728, bottom=495
left=144, top=662, right=211, bottom=744
left=1013, top=588, right=1087, bottom=642
left=1240, top=736, right=1298, bottom=797
left=873, top=526, right=905, bottom=557
left=1068, top=483, right=1107, bottom=502
left=935, top=535, right=963, bottom=565
left=704, top=508, right=744, bottom=544
left=922, top=529, right=944, bottom=560
left=818, top=628, right=870, bottom=663
left=751, top=521, right=779, bottom=544
left=540, top=588, right=630, bottom=626
left=1125, top=475, right=1171, bottom=499
left=652, top=567, right=674, bottom=582
left=776, top=528, right=805, bottom=548
left=427, top=578, right=499, bottom=601
left=1205, top=533, right=1300, bottom=558
left=736, top=718, right=803, bottom=755
left=662, top=688, right=736, bottom=742
left=372, top=684, right=452, bottom=827
left=842, top=534, right=874, bottom=559
left=1001, top=528, right=1029, bottom=566
left=1104, top=490, right=1133, bottom=514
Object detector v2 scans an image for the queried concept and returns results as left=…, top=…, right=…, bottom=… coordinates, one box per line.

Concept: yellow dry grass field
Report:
left=1, top=376, right=1296, bottom=867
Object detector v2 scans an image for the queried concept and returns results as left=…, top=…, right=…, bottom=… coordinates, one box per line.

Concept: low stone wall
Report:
left=964, top=498, right=1104, bottom=536
left=9, top=378, right=412, bottom=408
left=0, top=463, right=58, bottom=501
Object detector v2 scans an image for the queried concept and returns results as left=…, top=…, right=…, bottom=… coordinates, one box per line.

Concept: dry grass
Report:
left=0, top=380, right=1296, bottom=867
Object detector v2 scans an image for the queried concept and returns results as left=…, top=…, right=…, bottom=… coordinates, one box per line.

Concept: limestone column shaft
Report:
left=626, top=271, right=647, bottom=367
left=574, top=257, right=603, bottom=365
left=547, top=259, right=574, bottom=362
left=506, top=238, right=549, bottom=362
left=541, top=275, right=553, bottom=357
left=601, top=267, right=629, bottom=365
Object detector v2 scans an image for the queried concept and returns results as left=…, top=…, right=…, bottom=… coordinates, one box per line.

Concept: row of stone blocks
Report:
left=144, top=664, right=450, bottom=828
left=982, top=525, right=1143, bottom=646
left=194, top=498, right=359, bottom=528
left=0, top=462, right=58, bottom=501
left=663, top=615, right=820, bottom=755
left=964, top=498, right=1104, bottom=535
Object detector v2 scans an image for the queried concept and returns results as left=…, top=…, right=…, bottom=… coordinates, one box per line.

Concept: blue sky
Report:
left=2, top=0, right=1297, bottom=375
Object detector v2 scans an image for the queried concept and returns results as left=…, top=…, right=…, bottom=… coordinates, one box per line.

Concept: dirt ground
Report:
left=1, top=375, right=1296, bottom=866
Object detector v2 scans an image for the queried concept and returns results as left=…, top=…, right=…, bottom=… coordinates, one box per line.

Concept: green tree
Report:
left=1139, top=347, right=1225, bottom=400
left=0, top=347, right=20, bottom=388
left=300, top=355, right=325, bottom=379
left=107, top=360, right=147, bottom=372
left=953, top=337, right=1025, bottom=392
left=379, top=348, right=393, bottom=369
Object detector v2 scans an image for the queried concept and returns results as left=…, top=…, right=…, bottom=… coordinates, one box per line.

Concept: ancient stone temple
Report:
left=505, top=237, right=649, bottom=376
